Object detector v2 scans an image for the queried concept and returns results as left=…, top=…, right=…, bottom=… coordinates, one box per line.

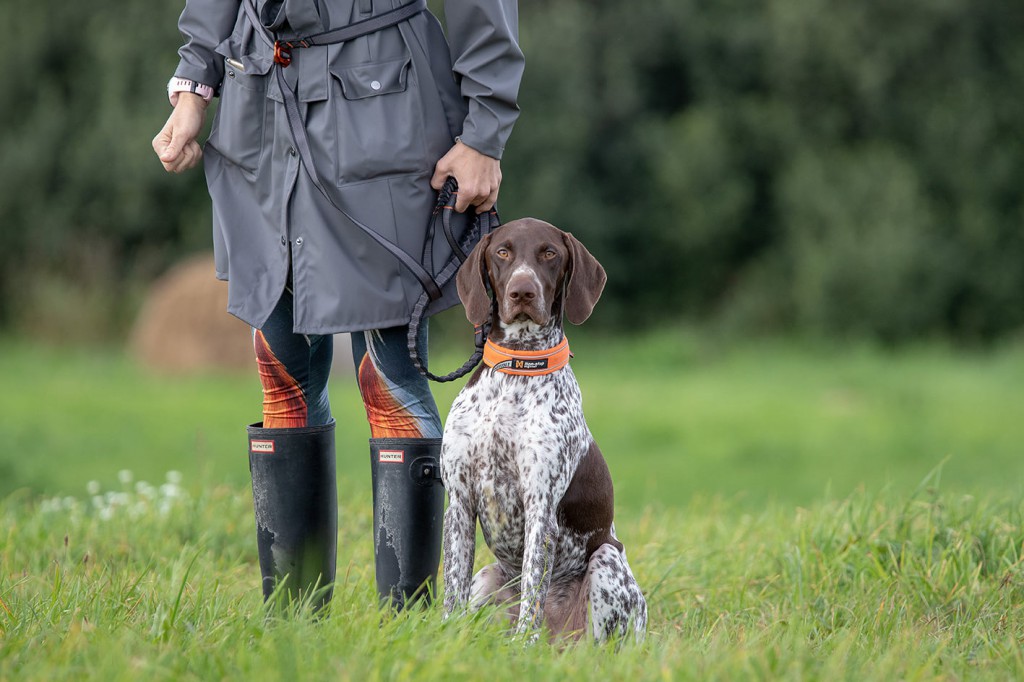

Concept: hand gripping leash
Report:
left=407, top=178, right=498, bottom=383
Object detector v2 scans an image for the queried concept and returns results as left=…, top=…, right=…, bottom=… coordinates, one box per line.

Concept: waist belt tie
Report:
left=240, top=0, right=496, bottom=381
left=270, top=0, right=429, bottom=66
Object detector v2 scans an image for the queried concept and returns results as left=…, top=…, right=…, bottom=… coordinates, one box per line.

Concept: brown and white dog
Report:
left=441, top=218, right=647, bottom=642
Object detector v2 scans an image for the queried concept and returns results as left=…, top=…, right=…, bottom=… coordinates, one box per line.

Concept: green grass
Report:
left=3, top=474, right=1024, bottom=679
left=1, top=330, right=1023, bottom=679
left=2, top=328, right=1022, bottom=507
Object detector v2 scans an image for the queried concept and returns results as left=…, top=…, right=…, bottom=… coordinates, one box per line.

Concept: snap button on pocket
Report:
left=330, top=57, right=410, bottom=100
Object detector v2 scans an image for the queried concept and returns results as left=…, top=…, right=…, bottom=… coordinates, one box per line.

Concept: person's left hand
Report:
left=430, top=140, right=502, bottom=213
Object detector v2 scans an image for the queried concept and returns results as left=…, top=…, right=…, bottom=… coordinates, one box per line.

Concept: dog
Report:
left=440, top=218, right=647, bottom=642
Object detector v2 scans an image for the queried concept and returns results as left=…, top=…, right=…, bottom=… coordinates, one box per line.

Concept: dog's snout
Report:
left=507, top=284, right=537, bottom=302
left=506, top=271, right=539, bottom=302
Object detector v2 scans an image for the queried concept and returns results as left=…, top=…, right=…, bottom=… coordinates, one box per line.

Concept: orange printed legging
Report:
left=254, top=289, right=441, bottom=439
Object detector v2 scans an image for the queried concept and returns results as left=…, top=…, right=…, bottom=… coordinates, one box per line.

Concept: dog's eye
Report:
left=543, top=249, right=557, bottom=260
left=496, top=248, right=510, bottom=259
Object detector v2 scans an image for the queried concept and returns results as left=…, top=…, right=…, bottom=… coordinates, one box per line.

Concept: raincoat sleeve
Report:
left=173, top=0, right=243, bottom=88
left=444, top=0, right=525, bottom=160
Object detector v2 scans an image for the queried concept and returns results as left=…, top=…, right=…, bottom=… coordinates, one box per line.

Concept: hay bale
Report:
left=131, top=253, right=356, bottom=375
left=129, top=254, right=253, bottom=373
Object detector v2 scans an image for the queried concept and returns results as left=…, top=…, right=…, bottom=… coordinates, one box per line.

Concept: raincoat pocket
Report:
left=328, top=57, right=427, bottom=184
left=207, top=56, right=270, bottom=175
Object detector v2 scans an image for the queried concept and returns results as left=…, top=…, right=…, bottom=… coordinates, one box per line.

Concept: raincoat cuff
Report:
left=173, top=57, right=224, bottom=96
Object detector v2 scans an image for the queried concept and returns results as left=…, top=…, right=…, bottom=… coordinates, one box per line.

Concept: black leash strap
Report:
left=273, top=0, right=428, bottom=65
left=407, top=183, right=499, bottom=382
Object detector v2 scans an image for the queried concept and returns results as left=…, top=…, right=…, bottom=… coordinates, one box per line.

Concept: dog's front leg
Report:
left=514, top=505, right=557, bottom=638
left=441, top=440, right=476, bottom=616
left=442, top=496, right=476, bottom=616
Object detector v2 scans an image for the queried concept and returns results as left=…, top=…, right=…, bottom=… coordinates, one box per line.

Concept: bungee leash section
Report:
left=240, top=0, right=496, bottom=383
left=406, top=184, right=498, bottom=383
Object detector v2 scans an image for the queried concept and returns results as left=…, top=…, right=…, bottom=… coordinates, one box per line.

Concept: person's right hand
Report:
left=152, top=93, right=209, bottom=173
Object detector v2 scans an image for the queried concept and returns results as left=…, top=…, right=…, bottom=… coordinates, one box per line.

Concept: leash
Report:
left=241, top=0, right=494, bottom=382
left=407, top=182, right=499, bottom=382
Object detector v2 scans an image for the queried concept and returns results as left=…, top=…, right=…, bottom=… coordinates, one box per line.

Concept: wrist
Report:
left=174, top=91, right=210, bottom=111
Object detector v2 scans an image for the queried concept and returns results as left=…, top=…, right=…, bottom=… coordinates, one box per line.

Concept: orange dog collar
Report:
left=483, top=337, right=572, bottom=376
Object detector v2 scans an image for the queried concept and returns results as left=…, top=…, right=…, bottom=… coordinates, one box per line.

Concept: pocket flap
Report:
left=329, top=57, right=410, bottom=100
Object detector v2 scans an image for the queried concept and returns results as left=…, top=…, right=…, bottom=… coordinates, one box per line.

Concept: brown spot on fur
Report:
left=557, top=440, right=623, bottom=557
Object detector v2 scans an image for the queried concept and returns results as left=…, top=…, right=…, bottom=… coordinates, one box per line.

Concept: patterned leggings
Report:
left=253, top=289, right=442, bottom=439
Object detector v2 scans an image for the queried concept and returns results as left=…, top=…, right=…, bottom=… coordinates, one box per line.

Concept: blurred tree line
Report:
left=1, top=0, right=1022, bottom=342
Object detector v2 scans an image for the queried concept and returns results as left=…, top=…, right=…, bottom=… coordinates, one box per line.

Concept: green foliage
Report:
left=501, top=0, right=1024, bottom=340
left=1, top=1, right=1022, bottom=341
left=0, top=0, right=211, bottom=339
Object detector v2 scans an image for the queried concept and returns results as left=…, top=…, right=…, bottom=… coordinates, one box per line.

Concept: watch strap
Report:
left=167, top=77, right=214, bottom=106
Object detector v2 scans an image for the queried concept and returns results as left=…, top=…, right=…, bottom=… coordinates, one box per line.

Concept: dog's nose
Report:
left=506, top=275, right=539, bottom=303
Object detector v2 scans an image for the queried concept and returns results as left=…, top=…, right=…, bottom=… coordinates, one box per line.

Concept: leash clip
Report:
left=273, top=41, right=292, bottom=67
left=474, top=324, right=488, bottom=350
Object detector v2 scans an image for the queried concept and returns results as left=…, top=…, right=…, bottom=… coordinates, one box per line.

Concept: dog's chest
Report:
left=445, top=370, right=590, bottom=567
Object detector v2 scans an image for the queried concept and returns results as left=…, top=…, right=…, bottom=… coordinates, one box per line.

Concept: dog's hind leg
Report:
left=586, top=543, right=647, bottom=643
left=470, top=563, right=520, bottom=622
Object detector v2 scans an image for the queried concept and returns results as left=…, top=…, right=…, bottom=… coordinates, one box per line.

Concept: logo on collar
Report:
left=483, top=337, right=572, bottom=376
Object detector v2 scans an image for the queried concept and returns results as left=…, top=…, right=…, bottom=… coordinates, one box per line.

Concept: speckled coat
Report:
left=172, top=0, right=524, bottom=333
left=439, top=219, right=647, bottom=642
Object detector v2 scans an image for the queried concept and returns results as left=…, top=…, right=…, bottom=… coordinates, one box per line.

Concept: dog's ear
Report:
left=456, top=232, right=493, bottom=325
left=562, top=231, right=607, bottom=325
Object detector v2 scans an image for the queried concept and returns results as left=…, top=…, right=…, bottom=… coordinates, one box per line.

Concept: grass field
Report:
left=1, top=329, right=1023, bottom=679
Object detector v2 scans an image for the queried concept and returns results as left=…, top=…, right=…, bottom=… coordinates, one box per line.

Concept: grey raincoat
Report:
left=172, top=0, right=524, bottom=334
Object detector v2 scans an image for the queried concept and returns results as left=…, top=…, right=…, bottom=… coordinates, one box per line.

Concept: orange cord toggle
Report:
left=273, top=41, right=292, bottom=67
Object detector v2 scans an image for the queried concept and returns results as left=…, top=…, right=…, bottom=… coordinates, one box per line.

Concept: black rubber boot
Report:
left=248, top=421, right=337, bottom=611
left=369, top=437, right=445, bottom=610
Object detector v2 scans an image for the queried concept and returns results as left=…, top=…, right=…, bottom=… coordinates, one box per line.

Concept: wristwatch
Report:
left=167, top=77, right=215, bottom=106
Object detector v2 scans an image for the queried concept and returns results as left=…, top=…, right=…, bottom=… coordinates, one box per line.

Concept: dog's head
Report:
left=456, top=218, right=607, bottom=328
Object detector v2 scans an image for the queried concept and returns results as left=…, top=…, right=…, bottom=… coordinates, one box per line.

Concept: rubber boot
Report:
left=369, top=437, right=445, bottom=610
left=248, top=421, right=337, bottom=611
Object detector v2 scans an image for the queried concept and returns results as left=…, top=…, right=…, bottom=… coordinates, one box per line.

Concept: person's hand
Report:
left=152, top=93, right=208, bottom=173
left=430, top=140, right=502, bottom=213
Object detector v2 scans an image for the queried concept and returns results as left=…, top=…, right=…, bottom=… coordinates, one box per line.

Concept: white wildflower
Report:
left=166, top=470, right=183, bottom=485
left=118, top=469, right=133, bottom=485
left=86, top=480, right=101, bottom=496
